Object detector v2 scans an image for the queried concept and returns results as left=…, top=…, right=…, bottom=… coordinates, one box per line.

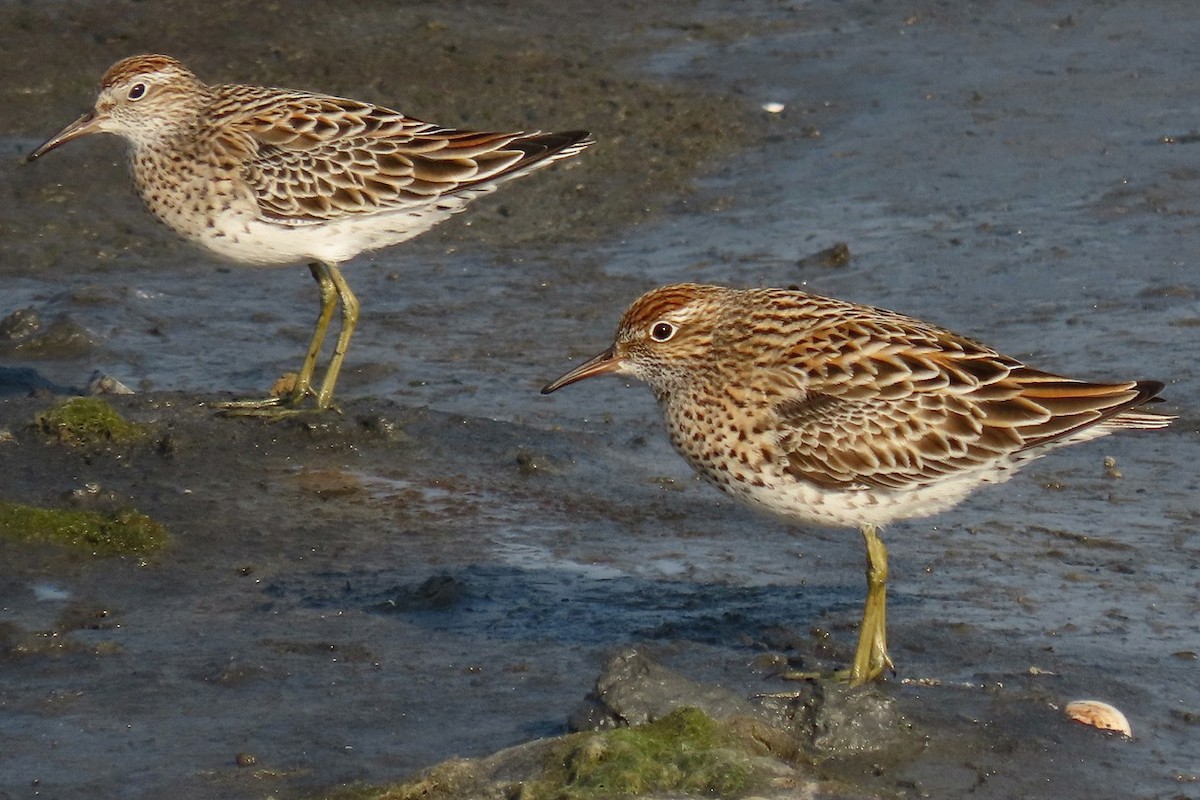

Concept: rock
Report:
left=370, top=650, right=922, bottom=799
left=569, top=647, right=759, bottom=730
left=572, top=647, right=922, bottom=764
left=0, top=308, right=95, bottom=359
left=753, top=680, right=921, bottom=758
left=377, top=574, right=468, bottom=613
left=88, top=371, right=135, bottom=395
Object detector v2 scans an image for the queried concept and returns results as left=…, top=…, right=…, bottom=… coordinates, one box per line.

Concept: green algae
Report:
left=0, top=502, right=168, bottom=556
left=538, top=707, right=752, bottom=799
left=361, top=708, right=755, bottom=800
left=33, top=397, right=149, bottom=446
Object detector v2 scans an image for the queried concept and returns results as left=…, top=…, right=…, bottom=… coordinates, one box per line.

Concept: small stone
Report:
left=270, top=372, right=299, bottom=398
left=88, top=371, right=135, bottom=395
left=796, top=242, right=851, bottom=269
left=1103, top=455, right=1123, bottom=478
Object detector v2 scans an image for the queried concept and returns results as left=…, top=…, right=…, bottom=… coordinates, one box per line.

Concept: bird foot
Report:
left=778, top=651, right=894, bottom=687
left=208, top=372, right=343, bottom=417
left=778, top=665, right=887, bottom=685
left=211, top=395, right=286, bottom=411
left=777, top=666, right=851, bottom=684
left=209, top=394, right=340, bottom=419
left=214, top=404, right=325, bottom=419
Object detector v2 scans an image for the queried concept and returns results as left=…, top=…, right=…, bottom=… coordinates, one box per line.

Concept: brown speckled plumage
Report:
left=29, top=54, right=591, bottom=412
left=543, top=283, right=1171, bottom=683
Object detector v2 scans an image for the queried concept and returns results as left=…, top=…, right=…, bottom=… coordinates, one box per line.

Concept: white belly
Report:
left=719, top=465, right=1013, bottom=529
left=194, top=206, right=455, bottom=266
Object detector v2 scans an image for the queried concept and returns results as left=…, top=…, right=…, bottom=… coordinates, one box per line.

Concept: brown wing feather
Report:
left=770, top=312, right=1166, bottom=491
left=210, top=89, right=589, bottom=222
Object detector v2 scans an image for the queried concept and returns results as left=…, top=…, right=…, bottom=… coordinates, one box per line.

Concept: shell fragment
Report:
left=1064, top=700, right=1132, bottom=737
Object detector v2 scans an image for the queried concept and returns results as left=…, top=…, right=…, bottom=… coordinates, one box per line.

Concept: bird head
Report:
left=27, top=54, right=206, bottom=161
left=542, top=283, right=723, bottom=396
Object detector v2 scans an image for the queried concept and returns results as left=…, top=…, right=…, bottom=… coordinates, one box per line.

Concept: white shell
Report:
left=1064, top=700, right=1132, bottom=737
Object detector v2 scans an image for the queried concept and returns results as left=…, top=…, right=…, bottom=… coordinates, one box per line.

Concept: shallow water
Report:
left=1, top=1, right=1199, bottom=798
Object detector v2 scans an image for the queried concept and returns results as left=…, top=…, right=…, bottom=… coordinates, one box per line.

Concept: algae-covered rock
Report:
left=360, top=708, right=768, bottom=800
left=570, top=648, right=758, bottom=730
left=532, top=707, right=752, bottom=799
left=33, top=397, right=150, bottom=446
left=0, top=502, right=168, bottom=556
left=319, top=651, right=921, bottom=800
left=573, top=649, right=918, bottom=761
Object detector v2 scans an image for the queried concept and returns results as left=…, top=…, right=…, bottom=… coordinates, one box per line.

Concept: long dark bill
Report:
left=541, top=346, right=621, bottom=394
left=26, top=110, right=101, bottom=163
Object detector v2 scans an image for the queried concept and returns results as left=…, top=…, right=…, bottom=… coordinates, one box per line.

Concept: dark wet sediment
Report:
left=0, top=388, right=1192, bottom=799
left=1, top=0, right=1199, bottom=798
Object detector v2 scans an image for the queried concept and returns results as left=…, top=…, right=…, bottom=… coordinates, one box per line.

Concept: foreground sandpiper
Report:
left=28, top=54, right=591, bottom=413
left=543, top=283, right=1171, bottom=685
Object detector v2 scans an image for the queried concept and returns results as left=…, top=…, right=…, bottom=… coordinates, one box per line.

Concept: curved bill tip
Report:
left=25, top=110, right=100, bottom=163
left=541, top=346, right=621, bottom=394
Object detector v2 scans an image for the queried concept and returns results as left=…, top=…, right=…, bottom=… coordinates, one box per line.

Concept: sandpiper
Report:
left=28, top=54, right=591, bottom=413
left=542, top=283, right=1171, bottom=685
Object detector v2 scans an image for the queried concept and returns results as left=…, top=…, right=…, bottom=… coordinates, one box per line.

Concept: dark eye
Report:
left=649, top=321, right=676, bottom=342
left=128, top=83, right=147, bottom=100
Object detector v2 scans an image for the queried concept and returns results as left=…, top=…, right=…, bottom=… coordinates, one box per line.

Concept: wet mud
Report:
left=2, top=1, right=1199, bottom=799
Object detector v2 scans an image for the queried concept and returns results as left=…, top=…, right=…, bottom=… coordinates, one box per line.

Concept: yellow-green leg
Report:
left=214, top=261, right=340, bottom=416
left=848, top=523, right=894, bottom=686
left=291, top=260, right=339, bottom=404
left=780, top=522, right=894, bottom=686
left=312, top=261, right=359, bottom=411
